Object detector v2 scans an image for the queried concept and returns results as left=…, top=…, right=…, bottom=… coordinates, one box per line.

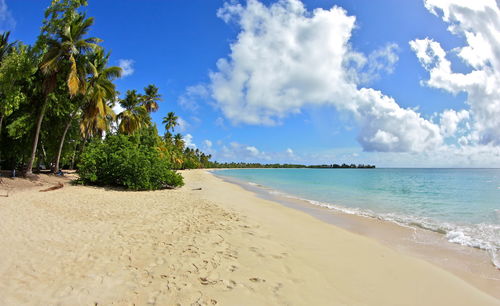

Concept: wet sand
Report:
left=215, top=173, right=500, bottom=299
left=0, top=170, right=498, bottom=305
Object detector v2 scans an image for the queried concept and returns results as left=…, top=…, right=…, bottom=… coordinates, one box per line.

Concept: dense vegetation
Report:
left=0, top=0, right=215, bottom=189
left=0, top=0, right=374, bottom=190
left=78, top=127, right=184, bottom=190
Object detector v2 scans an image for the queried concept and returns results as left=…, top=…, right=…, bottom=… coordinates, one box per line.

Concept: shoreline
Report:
left=212, top=170, right=500, bottom=298
left=0, top=170, right=498, bottom=305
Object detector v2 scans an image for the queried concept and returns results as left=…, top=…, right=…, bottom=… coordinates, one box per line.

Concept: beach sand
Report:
left=0, top=170, right=498, bottom=305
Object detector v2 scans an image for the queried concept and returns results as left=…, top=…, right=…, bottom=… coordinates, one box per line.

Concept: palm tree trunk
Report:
left=26, top=100, right=48, bottom=176
left=70, top=141, right=78, bottom=170
left=53, top=111, right=76, bottom=174
left=0, top=114, right=3, bottom=171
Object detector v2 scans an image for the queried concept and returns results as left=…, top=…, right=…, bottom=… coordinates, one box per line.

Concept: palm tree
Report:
left=117, top=90, right=149, bottom=135
left=173, top=133, right=184, bottom=150
left=164, top=131, right=173, bottom=145
left=162, top=111, right=178, bottom=133
left=52, top=49, right=121, bottom=174
left=26, top=13, right=101, bottom=175
left=40, top=14, right=101, bottom=96
left=142, top=84, right=161, bottom=113
left=80, top=48, right=121, bottom=138
left=0, top=31, right=15, bottom=137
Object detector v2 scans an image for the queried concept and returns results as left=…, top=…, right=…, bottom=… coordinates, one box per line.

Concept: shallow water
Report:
left=214, top=168, right=500, bottom=268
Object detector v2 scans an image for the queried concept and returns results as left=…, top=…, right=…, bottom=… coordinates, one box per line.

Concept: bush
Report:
left=78, top=131, right=184, bottom=190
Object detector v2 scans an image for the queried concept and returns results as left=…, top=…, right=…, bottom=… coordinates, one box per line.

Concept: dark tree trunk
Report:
left=53, top=112, right=76, bottom=174
left=26, top=100, right=48, bottom=176
left=0, top=114, right=4, bottom=137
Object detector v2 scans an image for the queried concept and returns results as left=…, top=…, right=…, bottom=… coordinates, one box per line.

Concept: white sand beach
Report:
left=0, top=170, right=498, bottom=305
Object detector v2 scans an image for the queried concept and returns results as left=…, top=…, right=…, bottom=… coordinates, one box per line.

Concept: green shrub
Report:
left=78, top=131, right=184, bottom=190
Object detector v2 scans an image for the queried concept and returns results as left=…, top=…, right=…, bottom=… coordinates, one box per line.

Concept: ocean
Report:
left=214, top=168, right=500, bottom=268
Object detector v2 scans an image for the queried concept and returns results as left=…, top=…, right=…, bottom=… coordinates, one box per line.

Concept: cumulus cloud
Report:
left=410, top=0, right=500, bottom=145
left=209, top=0, right=443, bottom=152
left=183, top=134, right=196, bottom=149
left=439, top=109, right=469, bottom=137
left=218, top=142, right=270, bottom=161
left=118, top=59, right=135, bottom=77
left=205, top=141, right=300, bottom=163
left=0, top=0, right=15, bottom=31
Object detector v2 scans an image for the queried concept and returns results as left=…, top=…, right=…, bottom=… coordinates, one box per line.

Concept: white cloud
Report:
left=213, top=141, right=297, bottom=162
left=214, top=117, right=225, bottom=128
left=183, top=133, right=196, bottom=149
left=219, top=142, right=270, bottom=161
left=439, top=109, right=469, bottom=137
left=110, top=96, right=124, bottom=132
left=204, top=140, right=213, bottom=148
left=178, top=85, right=209, bottom=111
left=177, top=117, right=189, bottom=132
left=0, top=0, right=15, bottom=31
left=410, top=0, right=500, bottom=146
left=208, top=0, right=443, bottom=153
left=118, top=59, right=135, bottom=77
left=347, top=43, right=400, bottom=84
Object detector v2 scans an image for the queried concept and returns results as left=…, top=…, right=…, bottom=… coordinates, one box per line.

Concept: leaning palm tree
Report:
left=26, top=13, right=101, bottom=175
left=80, top=48, right=121, bottom=138
left=162, top=111, right=178, bottom=133
left=52, top=49, right=121, bottom=174
left=117, top=90, right=149, bottom=135
left=142, top=84, right=161, bottom=113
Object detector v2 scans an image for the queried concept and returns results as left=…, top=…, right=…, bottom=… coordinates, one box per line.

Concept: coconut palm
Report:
left=164, top=131, right=173, bottom=145
left=142, top=84, right=161, bottom=113
left=80, top=48, right=121, bottom=138
left=51, top=49, right=121, bottom=174
left=117, top=90, right=149, bottom=135
left=40, top=13, right=101, bottom=96
left=26, top=13, right=101, bottom=175
left=162, top=111, right=178, bottom=133
left=173, top=133, right=184, bottom=150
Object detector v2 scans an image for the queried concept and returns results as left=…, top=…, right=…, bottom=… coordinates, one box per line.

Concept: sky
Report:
left=2, top=0, right=500, bottom=167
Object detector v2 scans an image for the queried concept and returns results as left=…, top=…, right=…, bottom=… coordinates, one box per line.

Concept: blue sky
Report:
left=3, top=0, right=500, bottom=167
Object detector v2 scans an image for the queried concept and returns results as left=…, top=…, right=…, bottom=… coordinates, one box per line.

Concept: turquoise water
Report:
left=214, top=168, right=500, bottom=267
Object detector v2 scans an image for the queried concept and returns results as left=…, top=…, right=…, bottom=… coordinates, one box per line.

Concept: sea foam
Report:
left=247, top=180, right=500, bottom=269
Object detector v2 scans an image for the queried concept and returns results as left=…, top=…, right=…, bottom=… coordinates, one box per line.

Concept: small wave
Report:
left=259, top=186, right=500, bottom=269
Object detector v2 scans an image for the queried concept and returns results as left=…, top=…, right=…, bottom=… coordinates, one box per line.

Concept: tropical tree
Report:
left=117, top=90, right=149, bottom=135
left=142, top=84, right=161, bottom=113
left=0, top=31, right=16, bottom=136
left=79, top=48, right=121, bottom=138
left=162, top=111, right=178, bottom=133
left=173, top=133, right=184, bottom=150
left=26, top=8, right=101, bottom=175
